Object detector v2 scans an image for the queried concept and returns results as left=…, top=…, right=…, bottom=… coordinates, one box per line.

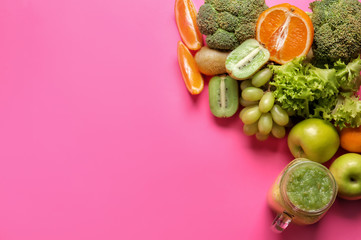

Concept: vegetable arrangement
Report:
left=174, top=1, right=361, bottom=228
left=175, top=0, right=361, bottom=142
left=174, top=0, right=361, bottom=215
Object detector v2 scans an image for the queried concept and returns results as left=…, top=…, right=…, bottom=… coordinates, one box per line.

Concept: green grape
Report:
left=271, top=104, right=289, bottom=126
left=240, top=80, right=253, bottom=90
left=251, top=68, right=273, bottom=87
left=258, top=113, right=273, bottom=135
left=256, top=132, right=269, bottom=141
left=240, top=97, right=258, bottom=107
left=241, top=87, right=264, bottom=102
left=241, top=105, right=262, bottom=125
left=243, top=122, right=258, bottom=136
left=259, top=91, right=275, bottom=113
left=239, top=107, right=247, bottom=120
left=271, top=123, right=286, bottom=139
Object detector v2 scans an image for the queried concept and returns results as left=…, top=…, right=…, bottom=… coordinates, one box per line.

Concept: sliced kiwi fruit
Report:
left=209, top=75, right=239, bottom=118
left=225, top=39, right=270, bottom=80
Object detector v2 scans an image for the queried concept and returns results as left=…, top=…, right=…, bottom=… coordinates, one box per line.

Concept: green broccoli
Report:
left=197, top=0, right=268, bottom=51
left=309, top=0, right=361, bottom=64
left=205, top=29, right=239, bottom=51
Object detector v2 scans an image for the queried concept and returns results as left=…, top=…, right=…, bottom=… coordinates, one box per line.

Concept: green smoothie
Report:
left=285, top=164, right=334, bottom=212
left=268, top=159, right=338, bottom=229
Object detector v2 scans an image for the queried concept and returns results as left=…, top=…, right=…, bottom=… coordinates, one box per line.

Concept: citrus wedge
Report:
left=175, top=0, right=203, bottom=51
left=177, top=41, right=204, bottom=95
left=256, top=3, right=314, bottom=64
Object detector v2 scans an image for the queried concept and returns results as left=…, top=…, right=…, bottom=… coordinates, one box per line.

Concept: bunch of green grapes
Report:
left=239, top=68, right=290, bottom=141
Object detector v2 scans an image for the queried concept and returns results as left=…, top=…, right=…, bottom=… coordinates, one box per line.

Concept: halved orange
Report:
left=256, top=3, right=314, bottom=64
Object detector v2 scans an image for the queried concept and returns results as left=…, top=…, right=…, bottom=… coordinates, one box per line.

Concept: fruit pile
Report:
left=175, top=0, right=316, bottom=140
left=175, top=0, right=361, bottom=204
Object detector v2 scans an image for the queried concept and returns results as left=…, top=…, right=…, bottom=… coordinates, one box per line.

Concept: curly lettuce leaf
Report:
left=321, top=95, right=361, bottom=129
left=269, top=57, right=339, bottom=118
left=334, top=56, right=361, bottom=91
left=269, top=56, right=361, bottom=129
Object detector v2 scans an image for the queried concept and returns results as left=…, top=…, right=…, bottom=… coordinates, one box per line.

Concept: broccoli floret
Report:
left=197, top=0, right=268, bottom=51
left=238, top=0, right=268, bottom=20
left=197, top=4, right=218, bottom=35
left=218, top=12, right=240, bottom=32
left=206, top=29, right=239, bottom=51
left=235, top=21, right=256, bottom=43
left=309, top=0, right=361, bottom=64
left=206, top=0, right=241, bottom=16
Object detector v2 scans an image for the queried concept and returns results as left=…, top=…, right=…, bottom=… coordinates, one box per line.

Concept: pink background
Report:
left=0, top=0, right=360, bottom=239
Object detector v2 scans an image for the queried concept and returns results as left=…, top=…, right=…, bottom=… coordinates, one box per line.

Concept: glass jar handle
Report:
left=271, top=211, right=293, bottom=232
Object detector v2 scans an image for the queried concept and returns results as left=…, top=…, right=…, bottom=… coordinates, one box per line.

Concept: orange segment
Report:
left=177, top=41, right=204, bottom=95
left=256, top=3, right=314, bottom=64
left=175, top=0, right=203, bottom=51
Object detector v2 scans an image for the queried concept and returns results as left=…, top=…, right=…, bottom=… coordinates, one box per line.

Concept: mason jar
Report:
left=267, top=158, right=338, bottom=232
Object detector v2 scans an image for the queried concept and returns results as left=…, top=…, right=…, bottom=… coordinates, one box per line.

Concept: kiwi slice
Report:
left=225, top=39, right=270, bottom=80
left=209, top=75, right=239, bottom=118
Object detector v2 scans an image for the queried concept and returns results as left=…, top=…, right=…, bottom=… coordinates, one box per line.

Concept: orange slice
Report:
left=256, top=3, right=314, bottom=64
left=177, top=41, right=204, bottom=95
left=175, top=0, right=203, bottom=51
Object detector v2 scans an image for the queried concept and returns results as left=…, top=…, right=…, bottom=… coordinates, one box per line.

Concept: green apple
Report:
left=287, top=118, right=340, bottom=163
left=330, top=153, right=361, bottom=200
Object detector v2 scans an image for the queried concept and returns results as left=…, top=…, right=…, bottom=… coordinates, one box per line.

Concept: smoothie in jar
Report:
left=268, top=158, right=338, bottom=231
